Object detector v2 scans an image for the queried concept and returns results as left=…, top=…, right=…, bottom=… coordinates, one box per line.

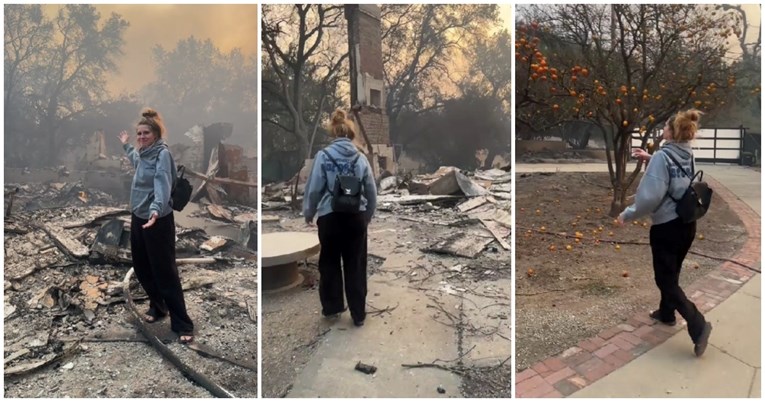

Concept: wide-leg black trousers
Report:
left=131, top=213, right=194, bottom=335
left=316, top=212, right=368, bottom=323
left=650, top=218, right=706, bottom=343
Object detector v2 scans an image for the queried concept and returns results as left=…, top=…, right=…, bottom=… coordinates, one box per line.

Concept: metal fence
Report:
left=631, top=126, right=757, bottom=165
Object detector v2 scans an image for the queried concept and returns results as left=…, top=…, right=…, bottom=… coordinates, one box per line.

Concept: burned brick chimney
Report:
left=345, top=4, right=395, bottom=175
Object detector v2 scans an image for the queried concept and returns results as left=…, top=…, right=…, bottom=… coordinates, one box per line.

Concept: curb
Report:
left=515, top=175, right=761, bottom=398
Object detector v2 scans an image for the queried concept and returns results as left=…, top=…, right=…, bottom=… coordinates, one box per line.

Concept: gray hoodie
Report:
left=303, top=138, right=377, bottom=222
left=124, top=139, right=176, bottom=220
left=620, top=142, right=695, bottom=225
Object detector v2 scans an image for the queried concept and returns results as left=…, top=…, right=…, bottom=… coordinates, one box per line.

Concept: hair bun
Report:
left=141, top=107, right=158, bottom=119
left=687, top=109, right=702, bottom=122
left=331, top=109, right=346, bottom=125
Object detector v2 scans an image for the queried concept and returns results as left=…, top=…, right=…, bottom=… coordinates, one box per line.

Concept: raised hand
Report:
left=631, top=148, right=651, bottom=162
left=118, top=130, right=130, bottom=145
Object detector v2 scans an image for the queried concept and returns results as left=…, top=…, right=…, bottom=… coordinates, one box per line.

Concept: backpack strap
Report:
left=155, top=148, right=178, bottom=192
left=662, top=151, right=705, bottom=204
left=664, top=151, right=703, bottom=181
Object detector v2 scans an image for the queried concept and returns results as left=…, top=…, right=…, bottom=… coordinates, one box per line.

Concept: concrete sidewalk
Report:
left=515, top=163, right=761, bottom=398
left=286, top=228, right=512, bottom=397
left=572, top=164, right=761, bottom=398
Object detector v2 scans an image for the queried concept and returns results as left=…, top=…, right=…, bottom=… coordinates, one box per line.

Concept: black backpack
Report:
left=171, top=165, right=192, bottom=211
left=157, top=149, right=192, bottom=212
left=664, top=152, right=713, bottom=223
left=321, top=150, right=362, bottom=214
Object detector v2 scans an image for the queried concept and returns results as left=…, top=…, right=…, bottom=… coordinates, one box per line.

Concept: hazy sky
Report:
left=499, top=4, right=512, bottom=31
left=43, top=4, right=258, bottom=96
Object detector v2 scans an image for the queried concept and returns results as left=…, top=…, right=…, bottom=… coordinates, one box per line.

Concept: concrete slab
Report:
left=287, top=278, right=461, bottom=398
left=739, top=274, right=761, bottom=301
left=571, top=332, right=756, bottom=398
left=703, top=165, right=761, bottom=216
left=261, top=232, right=320, bottom=266
left=751, top=368, right=761, bottom=397
left=461, top=278, right=512, bottom=367
left=173, top=203, right=242, bottom=239
left=704, top=278, right=761, bottom=367
left=515, top=163, right=618, bottom=173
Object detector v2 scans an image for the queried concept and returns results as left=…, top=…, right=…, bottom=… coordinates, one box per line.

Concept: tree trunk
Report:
left=290, top=126, right=310, bottom=211
left=43, top=116, right=58, bottom=168
left=609, top=128, right=632, bottom=217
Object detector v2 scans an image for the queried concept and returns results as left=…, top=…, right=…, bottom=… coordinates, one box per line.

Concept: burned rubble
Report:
left=5, top=158, right=258, bottom=397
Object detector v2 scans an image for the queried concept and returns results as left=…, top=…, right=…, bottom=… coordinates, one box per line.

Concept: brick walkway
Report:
left=515, top=175, right=761, bottom=398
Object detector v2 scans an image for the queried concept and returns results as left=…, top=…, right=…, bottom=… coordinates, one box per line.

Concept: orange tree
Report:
left=516, top=4, right=740, bottom=216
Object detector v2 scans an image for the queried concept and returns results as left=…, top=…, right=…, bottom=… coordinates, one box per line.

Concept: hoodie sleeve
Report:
left=620, top=151, right=670, bottom=221
left=361, top=154, right=377, bottom=223
left=303, top=152, right=327, bottom=222
left=123, top=143, right=140, bottom=168
left=150, top=150, right=173, bottom=217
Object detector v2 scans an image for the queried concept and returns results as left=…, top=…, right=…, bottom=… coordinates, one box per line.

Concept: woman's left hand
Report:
left=616, top=214, right=625, bottom=225
left=143, top=212, right=158, bottom=229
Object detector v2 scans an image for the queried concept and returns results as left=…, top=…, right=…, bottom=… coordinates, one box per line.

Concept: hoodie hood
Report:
left=139, top=139, right=168, bottom=159
left=661, top=141, right=693, bottom=162
left=326, top=138, right=361, bottom=158
left=125, top=138, right=175, bottom=219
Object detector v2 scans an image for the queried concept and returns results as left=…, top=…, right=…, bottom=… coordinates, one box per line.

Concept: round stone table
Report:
left=261, top=232, right=321, bottom=292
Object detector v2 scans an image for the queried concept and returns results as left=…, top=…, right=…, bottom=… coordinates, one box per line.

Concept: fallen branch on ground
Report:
left=403, top=352, right=511, bottom=377
left=57, top=336, right=149, bottom=343
left=366, top=302, right=399, bottom=317
left=516, top=287, right=575, bottom=296
left=187, top=342, right=257, bottom=372
left=432, top=345, right=476, bottom=365
left=580, top=173, right=612, bottom=189
left=123, top=268, right=236, bottom=398
left=294, top=328, right=331, bottom=351
left=688, top=250, right=761, bottom=273
left=401, top=362, right=467, bottom=375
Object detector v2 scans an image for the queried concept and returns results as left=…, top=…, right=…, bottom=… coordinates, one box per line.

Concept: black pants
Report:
left=131, top=213, right=194, bottom=335
left=317, top=212, right=368, bottom=322
left=650, top=218, right=706, bottom=342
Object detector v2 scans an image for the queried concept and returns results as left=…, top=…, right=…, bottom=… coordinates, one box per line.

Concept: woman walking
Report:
left=119, top=108, right=194, bottom=343
left=618, top=109, right=712, bottom=357
left=303, top=109, right=377, bottom=327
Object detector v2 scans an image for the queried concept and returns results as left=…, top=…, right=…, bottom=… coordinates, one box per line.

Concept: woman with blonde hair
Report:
left=118, top=108, right=194, bottom=343
left=303, top=109, right=377, bottom=327
left=618, top=109, right=712, bottom=357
